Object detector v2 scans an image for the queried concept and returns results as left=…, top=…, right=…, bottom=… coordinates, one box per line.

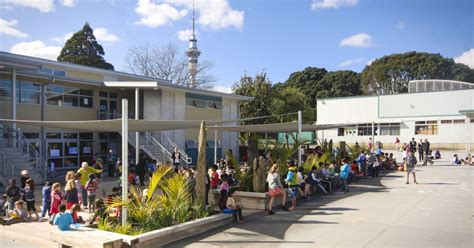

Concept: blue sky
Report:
left=1, top=0, right=473, bottom=92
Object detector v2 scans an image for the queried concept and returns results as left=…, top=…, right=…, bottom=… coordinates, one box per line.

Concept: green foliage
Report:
left=361, top=51, right=474, bottom=94
left=58, top=23, right=114, bottom=70
left=232, top=72, right=274, bottom=124
left=100, top=166, right=208, bottom=235
left=302, top=152, right=331, bottom=174
left=236, top=169, right=253, bottom=192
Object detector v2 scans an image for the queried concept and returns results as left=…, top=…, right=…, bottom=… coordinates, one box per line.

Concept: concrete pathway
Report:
left=167, top=165, right=474, bottom=248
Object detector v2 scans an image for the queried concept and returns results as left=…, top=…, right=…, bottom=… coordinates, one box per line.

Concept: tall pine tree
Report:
left=57, top=23, right=114, bottom=70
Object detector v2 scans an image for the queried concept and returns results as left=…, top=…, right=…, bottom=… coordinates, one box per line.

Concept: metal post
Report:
left=121, top=99, right=129, bottom=226
left=265, top=132, right=268, bottom=154
left=214, top=125, right=217, bottom=164
left=298, top=110, right=302, bottom=167
left=135, top=88, right=139, bottom=166
left=371, top=121, right=375, bottom=152
left=11, top=69, right=17, bottom=148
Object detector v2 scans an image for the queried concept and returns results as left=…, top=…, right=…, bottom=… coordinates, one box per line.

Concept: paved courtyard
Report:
left=168, top=164, right=474, bottom=248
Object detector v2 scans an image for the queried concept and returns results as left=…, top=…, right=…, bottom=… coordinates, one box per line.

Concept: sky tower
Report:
left=186, top=1, right=201, bottom=88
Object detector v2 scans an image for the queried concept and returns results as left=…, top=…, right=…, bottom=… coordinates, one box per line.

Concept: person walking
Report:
left=106, top=149, right=117, bottom=177
left=406, top=152, right=418, bottom=184
left=77, top=162, right=102, bottom=208
left=266, top=164, right=288, bottom=215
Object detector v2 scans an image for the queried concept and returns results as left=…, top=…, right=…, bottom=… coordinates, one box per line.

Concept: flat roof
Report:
left=0, top=52, right=252, bottom=101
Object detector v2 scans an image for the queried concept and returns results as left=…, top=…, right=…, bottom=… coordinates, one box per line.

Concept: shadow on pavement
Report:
left=165, top=171, right=392, bottom=247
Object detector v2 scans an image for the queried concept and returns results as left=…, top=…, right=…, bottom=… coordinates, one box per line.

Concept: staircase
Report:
left=0, top=122, right=47, bottom=186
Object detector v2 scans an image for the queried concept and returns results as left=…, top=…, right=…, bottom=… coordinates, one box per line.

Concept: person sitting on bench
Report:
left=225, top=189, right=243, bottom=223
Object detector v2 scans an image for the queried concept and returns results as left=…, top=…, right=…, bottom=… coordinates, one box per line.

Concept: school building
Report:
left=0, top=52, right=250, bottom=173
left=316, top=80, right=474, bottom=151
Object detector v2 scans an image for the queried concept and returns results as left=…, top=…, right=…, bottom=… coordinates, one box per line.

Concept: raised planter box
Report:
left=209, top=189, right=300, bottom=210
left=51, top=214, right=234, bottom=248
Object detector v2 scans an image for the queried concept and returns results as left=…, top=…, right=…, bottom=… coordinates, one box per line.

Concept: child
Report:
left=75, top=173, right=83, bottom=207
left=128, top=169, right=137, bottom=185
left=106, top=187, right=120, bottom=206
left=0, top=200, right=28, bottom=225
left=297, top=167, right=309, bottom=199
left=65, top=179, right=78, bottom=210
left=218, top=176, right=229, bottom=210
left=284, top=160, right=298, bottom=211
left=406, top=152, right=418, bottom=184
left=209, top=164, right=219, bottom=189
left=220, top=175, right=230, bottom=192
left=24, top=179, right=39, bottom=219
left=50, top=183, right=63, bottom=216
left=69, top=204, right=85, bottom=224
left=339, top=159, right=350, bottom=192
left=226, top=189, right=243, bottom=223
left=41, top=181, right=52, bottom=219
left=0, top=194, right=7, bottom=217
left=6, top=178, right=21, bottom=211
left=89, top=199, right=106, bottom=225
left=53, top=204, right=74, bottom=231
left=266, top=164, right=287, bottom=215
left=85, top=174, right=99, bottom=212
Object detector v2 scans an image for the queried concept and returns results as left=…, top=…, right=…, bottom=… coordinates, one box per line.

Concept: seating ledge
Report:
left=50, top=226, right=123, bottom=248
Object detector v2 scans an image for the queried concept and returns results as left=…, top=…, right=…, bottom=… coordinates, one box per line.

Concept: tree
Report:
left=271, top=86, right=314, bottom=123
left=232, top=72, right=274, bottom=124
left=313, top=70, right=362, bottom=99
left=58, top=23, right=114, bottom=70
left=284, top=67, right=328, bottom=107
left=361, top=51, right=474, bottom=94
left=125, top=43, right=214, bottom=88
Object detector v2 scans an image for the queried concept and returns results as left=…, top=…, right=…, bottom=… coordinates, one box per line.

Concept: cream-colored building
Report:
left=0, top=52, right=250, bottom=170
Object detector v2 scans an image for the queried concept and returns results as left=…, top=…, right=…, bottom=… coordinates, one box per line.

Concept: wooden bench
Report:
left=50, top=225, right=123, bottom=248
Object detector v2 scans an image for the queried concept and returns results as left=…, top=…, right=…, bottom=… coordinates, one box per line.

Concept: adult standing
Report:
left=20, top=170, right=30, bottom=189
left=106, top=149, right=117, bottom=177
left=171, top=147, right=181, bottom=171
left=267, top=164, right=288, bottom=214
left=395, top=137, right=401, bottom=151
left=339, top=159, right=350, bottom=192
left=135, top=161, right=146, bottom=186
left=77, top=162, right=102, bottom=208
left=417, top=139, right=424, bottom=162
left=422, top=138, right=430, bottom=166
left=409, top=138, right=417, bottom=153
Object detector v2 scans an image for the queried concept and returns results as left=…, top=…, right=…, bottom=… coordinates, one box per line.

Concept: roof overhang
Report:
left=104, top=81, right=159, bottom=88
left=459, top=110, right=474, bottom=118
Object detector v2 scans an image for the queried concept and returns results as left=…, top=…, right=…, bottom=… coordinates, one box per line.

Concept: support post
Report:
left=121, top=99, right=129, bottom=226
left=214, top=125, right=217, bottom=164
left=298, top=110, right=302, bottom=167
left=371, top=121, right=375, bottom=152
left=11, top=69, right=17, bottom=148
left=135, top=88, right=139, bottom=166
left=265, top=132, right=268, bottom=154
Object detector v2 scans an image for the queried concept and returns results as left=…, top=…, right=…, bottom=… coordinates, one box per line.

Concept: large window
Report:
left=415, top=121, right=438, bottom=135
left=46, top=84, right=93, bottom=108
left=358, top=123, right=377, bottom=136
left=380, top=123, right=400, bottom=136
left=0, top=79, right=11, bottom=102
left=0, top=80, right=41, bottom=104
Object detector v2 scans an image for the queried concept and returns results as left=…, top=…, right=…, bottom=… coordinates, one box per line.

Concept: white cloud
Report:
left=51, top=32, right=73, bottom=44
left=211, top=85, right=232, bottom=94
left=0, top=18, right=28, bottom=38
left=454, top=48, right=474, bottom=69
left=2, top=0, right=55, bottom=12
left=395, top=20, right=406, bottom=30
left=366, top=58, right=376, bottom=66
left=339, top=33, right=373, bottom=48
left=177, top=29, right=199, bottom=41
left=94, top=28, right=119, bottom=42
left=338, top=58, right=364, bottom=67
left=10, top=40, right=61, bottom=60
left=135, top=0, right=244, bottom=30
left=311, top=0, right=358, bottom=10
left=60, top=0, right=77, bottom=7
left=134, top=0, right=188, bottom=28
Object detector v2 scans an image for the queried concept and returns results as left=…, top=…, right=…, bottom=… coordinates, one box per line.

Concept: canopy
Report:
left=0, top=117, right=259, bottom=132
left=208, top=122, right=347, bottom=133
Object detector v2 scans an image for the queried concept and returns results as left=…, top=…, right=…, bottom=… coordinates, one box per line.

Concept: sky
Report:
left=0, top=0, right=473, bottom=93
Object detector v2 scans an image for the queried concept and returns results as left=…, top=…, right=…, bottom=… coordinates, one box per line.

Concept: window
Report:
left=46, top=84, right=93, bottom=108
left=453, top=119, right=465, bottom=124
left=185, top=93, right=223, bottom=109
left=63, top=133, right=78, bottom=139
left=185, top=140, right=197, bottom=148
left=337, top=128, right=345, bottom=136
left=39, top=68, right=66, bottom=77
left=358, top=123, right=377, bottom=136
left=99, top=91, right=108, bottom=98
left=79, top=132, right=93, bottom=140
left=65, top=142, right=79, bottom=156
left=18, top=81, right=41, bottom=104
left=109, top=92, right=118, bottom=98
left=441, top=120, right=452, bottom=124
left=214, top=102, right=223, bottom=109
left=380, top=123, right=400, bottom=136
left=0, top=79, right=12, bottom=102
left=46, top=133, right=61, bottom=139
left=415, top=121, right=438, bottom=135
left=24, top=133, right=39, bottom=139
left=194, top=99, right=207, bottom=108
left=99, top=133, right=109, bottom=139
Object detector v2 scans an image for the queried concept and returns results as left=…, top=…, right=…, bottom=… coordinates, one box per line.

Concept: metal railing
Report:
left=0, top=121, right=48, bottom=182
left=143, top=132, right=172, bottom=163
left=164, top=135, right=192, bottom=166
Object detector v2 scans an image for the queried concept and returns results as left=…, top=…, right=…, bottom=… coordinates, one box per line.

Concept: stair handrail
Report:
left=165, top=136, right=192, bottom=166
left=15, top=128, right=48, bottom=182
left=145, top=132, right=172, bottom=162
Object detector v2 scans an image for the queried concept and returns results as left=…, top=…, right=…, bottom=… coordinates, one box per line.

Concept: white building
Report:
left=316, top=80, right=474, bottom=151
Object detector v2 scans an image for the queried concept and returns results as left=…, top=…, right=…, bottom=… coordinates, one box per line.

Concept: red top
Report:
left=210, top=171, right=219, bottom=187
